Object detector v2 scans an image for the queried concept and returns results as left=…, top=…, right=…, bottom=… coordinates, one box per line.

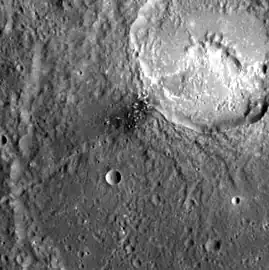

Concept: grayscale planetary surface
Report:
left=0, top=0, right=269, bottom=270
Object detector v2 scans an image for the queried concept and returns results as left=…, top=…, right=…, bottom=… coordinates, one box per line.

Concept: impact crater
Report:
left=130, top=0, right=269, bottom=131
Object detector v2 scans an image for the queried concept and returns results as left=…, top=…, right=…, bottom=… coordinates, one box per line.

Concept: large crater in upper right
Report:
left=130, top=0, right=269, bottom=131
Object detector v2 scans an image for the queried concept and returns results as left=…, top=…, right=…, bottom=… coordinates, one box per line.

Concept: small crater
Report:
left=132, top=257, right=142, bottom=268
left=64, top=244, right=72, bottom=252
left=205, top=239, right=222, bottom=253
left=105, top=169, right=122, bottom=185
left=184, top=238, right=195, bottom=249
left=78, top=262, right=85, bottom=269
left=1, top=254, right=9, bottom=265
left=184, top=227, right=193, bottom=234
left=244, top=98, right=268, bottom=124
left=231, top=196, right=241, bottom=205
left=125, top=244, right=135, bottom=254
left=77, top=246, right=91, bottom=259
left=134, top=51, right=139, bottom=58
left=77, top=251, right=85, bottom=259
left=262, top=221, right=269, bottom=231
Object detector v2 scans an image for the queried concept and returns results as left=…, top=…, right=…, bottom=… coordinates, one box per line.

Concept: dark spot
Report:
left=213, top=240, right=221, bottom=251
left=106, top=94, right=151, bottom=133
left=134, top=51, right=139, bottom=58
left=214, top=41, right=222, bottom=48
left=1, top=135, right=7, bottom=146
left=185, top=227, right=193, bottom=234
left=77, top=70, right=84, bottom=76
left=262, top=63, right=267, bottom=74
left=231, top=56, right=242, bottom=71
left=55, top=0, right=63, bottom=9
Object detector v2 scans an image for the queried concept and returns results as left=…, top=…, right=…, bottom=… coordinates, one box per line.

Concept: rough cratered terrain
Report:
left=0, top=0, right=269, bottom=270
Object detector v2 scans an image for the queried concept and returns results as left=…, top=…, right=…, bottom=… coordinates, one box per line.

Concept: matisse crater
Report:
left=130, top=0, right=269, bottom=131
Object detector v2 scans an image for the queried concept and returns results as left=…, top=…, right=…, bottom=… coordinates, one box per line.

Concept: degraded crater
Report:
left=130, top=0, right=269, bottom=132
